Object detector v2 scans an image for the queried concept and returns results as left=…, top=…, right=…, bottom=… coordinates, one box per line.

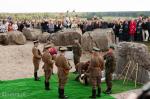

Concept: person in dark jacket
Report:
left=122, top=20, right=129, bottom=41
left=113, top=21, right=120, bottom=43
left=41, top=20, right=49, bottom=33
left=118, top=21, right=123, bottom=41
left=54, top=21, right=61, bottom=32
left=101, top=21, right=108, bottom=29
left=18, top=21, right=24, bottom=32
left=136, top=18, right=143, bottom=41
left=94, top=21, right=100, bottom=29
left=78, top=22, right=85, bottom=34
left=86, top=21, right=93, bottom=31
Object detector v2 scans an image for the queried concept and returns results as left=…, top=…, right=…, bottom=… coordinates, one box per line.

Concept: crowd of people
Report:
left=0, top=20, right=18, bottom=33
left=0, top=19, right=35, bottom=32
left=39, top=16, right=113, bottom=33
left=39, top=16, right=150, bottom=43
left=0, top=16, right=150, bottom=43
left=112, top=17, right=150, bottom=42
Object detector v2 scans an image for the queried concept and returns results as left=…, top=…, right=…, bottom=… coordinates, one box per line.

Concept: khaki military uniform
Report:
left=72, top=43, right=82, bottom=70
left=76, top=61, right=89, bottom=75
left=75, top=61, right=90, bottom=84
left=55, top=54, right=70, bottom=89
left=104, top=52, right=116, bottom=89
left=32, top=47, right=42, bottom=72
left=42, top=50, right=54, bottom=82
left=88, top=54, right=104, bottom=89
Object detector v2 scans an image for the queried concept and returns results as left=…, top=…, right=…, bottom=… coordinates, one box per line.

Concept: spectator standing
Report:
left=48, top=20, right=54, bottom=33
left=12, top=22, right=18, bottom=31
left=142, top=18, right=149, bottom=41
left=0, top=20, right=8, bottom=33
left=8, top=22, right=13, bottom=32
left=122, top=20, right=129, bottom=41
left=113, top=20, right=120, bottom=43
left=136, top=17, right=143, bottom=41
left=86, top=21, right=93, bottom=31
left=41, top=20, right=49, bottom=33
left=119, top=21, right=123, bottom=41
left=129, top=19, right=136, bottom=41
left=71, top=20, right=78, bottom=28
left=147, top=17, right=150, bottom=41
left=18, top=21, right=24, bottom=32
left=54, top=21, right=62, bottom=32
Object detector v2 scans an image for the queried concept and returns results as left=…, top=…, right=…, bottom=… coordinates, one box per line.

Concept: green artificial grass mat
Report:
left=0, top=74, right=142, bottom=99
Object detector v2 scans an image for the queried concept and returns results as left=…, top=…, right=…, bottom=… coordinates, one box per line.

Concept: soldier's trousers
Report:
left=74, top=56, right=80, bottom=70
left=34, top=65, right=39, bottom=73
left=33, top=59, right=40, bottom=73
left=90, top=76, right=101, bottom=89
left=105, top=73, right=112, bottom=89
left=58, top=75, right=68, bottom=89
left=44, top=69, right=52, bottom=82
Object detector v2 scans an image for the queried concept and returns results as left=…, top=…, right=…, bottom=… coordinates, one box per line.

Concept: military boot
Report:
left=34, top=72, right=40, bottom=81
left=84, top=77, right=89, bottom=86
left=59, top=89, right=68, bottom=99
left=89, top=89, right=96, bottom=98
left=104, top=88, right=112, bottom=94
left=96, top=87, right=101, bottom=97
left=45, top=81, right=50, bottom=90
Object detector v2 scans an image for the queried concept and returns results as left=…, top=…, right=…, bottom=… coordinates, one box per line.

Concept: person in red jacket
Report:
left=8, top=22, right=14, bottom=32
left=129, top=19, right=136, bottom=41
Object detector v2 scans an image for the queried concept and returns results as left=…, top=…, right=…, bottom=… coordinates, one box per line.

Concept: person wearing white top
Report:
left=12, top=22, right=18, bottom=31
left=0, top=21, right=8, bottom=33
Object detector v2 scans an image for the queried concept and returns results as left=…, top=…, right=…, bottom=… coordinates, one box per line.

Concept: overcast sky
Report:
left=0, top=0, right=149, bottom=13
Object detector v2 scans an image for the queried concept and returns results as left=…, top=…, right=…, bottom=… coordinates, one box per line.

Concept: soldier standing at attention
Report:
left=32, top=40, right=42, bottom=81
left=72, top=38, right=82, bottom=73
left=87, top=47, right=104, bottom=98
left=55, top=47, right=71, bottom=99
left=104, top=46, right=116, bottom=94
left=42, top=44, right=54, bottom=90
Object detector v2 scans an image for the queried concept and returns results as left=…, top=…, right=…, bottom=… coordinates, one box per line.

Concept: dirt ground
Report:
left=113, top=89, right=142, bottom=99
left=0, top=42, right=90, bottom=80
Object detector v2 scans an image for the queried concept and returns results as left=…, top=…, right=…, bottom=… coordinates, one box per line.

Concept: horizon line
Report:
left=0, top=10, right=150, bottom=14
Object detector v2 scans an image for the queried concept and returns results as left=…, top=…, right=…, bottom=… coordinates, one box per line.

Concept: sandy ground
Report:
left=112, top=89, right=142, bottom=99
left=0, top=42, right=143, bottom=99
left=0, top=42, right=90, bottom=80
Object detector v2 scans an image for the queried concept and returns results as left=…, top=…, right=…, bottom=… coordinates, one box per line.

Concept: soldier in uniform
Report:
left=32, top=40, right=42, bottom=81
left=72, top=38, right=82, bottom=73
left=42, top=44, right=54, bottom=90
left=87, top=47, right=104, bottom=98
left=104, top=46, right=116, bottom=94
left=55, top=47, right=72, bottom=99
left=75, top=61, right=90, bottom=85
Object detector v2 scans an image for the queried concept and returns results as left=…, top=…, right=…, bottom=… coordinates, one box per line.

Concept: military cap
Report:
left=59, top=47, right=67, bottom=51
left=44, top=44, right=52, bottom=49
left=33, top=40, right=39, bottom=44
left=109, top=45, right=115, bottom=50
left=92, top=47, right=100, bottom=52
